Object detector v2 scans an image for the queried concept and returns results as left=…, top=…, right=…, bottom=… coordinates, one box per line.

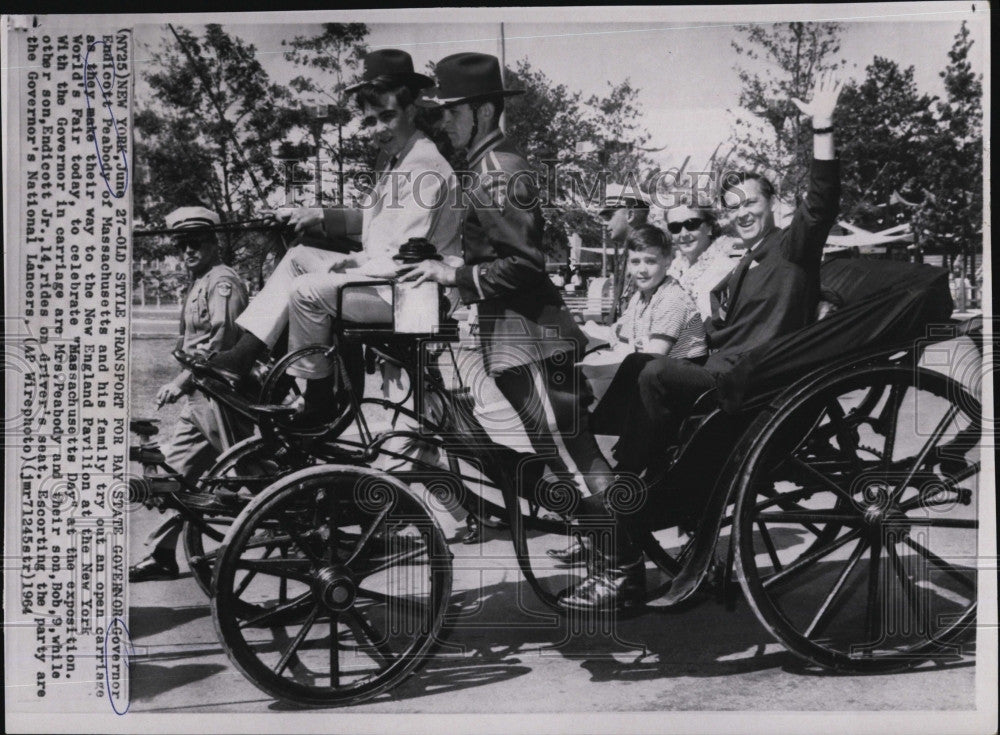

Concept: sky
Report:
left=134, top=3, right=988, bottom=171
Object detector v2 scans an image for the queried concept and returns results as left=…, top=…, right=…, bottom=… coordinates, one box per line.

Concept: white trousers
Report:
left=286, top=271, right=393, bottom=379
left=236, top=245, right=346, bottom=348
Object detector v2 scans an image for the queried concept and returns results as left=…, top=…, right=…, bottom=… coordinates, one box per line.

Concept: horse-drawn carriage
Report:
left=130, top=255, right=984, bottom=706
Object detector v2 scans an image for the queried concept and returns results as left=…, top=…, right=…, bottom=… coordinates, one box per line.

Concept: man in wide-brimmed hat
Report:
left=201, top=49, right=462, bottom=485
left=399, top=52, right=646, bottom=611
left=130, top=206, right=249, bottom=582
left=207, top=49, right=460, bottom=395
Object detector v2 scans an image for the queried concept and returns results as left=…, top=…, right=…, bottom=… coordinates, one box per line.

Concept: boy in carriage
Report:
left=197, top=49, right=463, bottom=476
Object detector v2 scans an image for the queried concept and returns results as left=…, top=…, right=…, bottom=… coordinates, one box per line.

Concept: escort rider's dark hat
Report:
left=416, top=52, right=524, bottom=108
left=344, top=49, right=434, bottom=94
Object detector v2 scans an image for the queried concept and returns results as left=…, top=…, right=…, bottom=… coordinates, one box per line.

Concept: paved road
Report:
left=127, top=506, right=977, bottom=715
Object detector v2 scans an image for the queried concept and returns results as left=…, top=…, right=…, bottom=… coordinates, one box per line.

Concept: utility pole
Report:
left=499, top=22, right=507, bottom=133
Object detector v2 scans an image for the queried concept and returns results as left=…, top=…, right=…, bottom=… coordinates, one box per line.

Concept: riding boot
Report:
left=290, top=373, right=340, bottom=427
left=208, top=332, right=267, bottom=380
left=558, top=489, right=646, bottom=611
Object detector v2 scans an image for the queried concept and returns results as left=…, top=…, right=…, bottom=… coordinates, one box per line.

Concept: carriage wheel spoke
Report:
left=329, top=614, right=340, bottom=687
left=763, top=528, right=862, bottom=591
left=889, top=405, right=960, bottom=505
left=356, top=587, right=431, bottom=619
left=279, top=546, right=289, bottom=602
left=804, top=536, right=869, bottom=638
left=787, top=456, right=856, bottom=506
left=902, top=536, right=975, bottom=592
left=356, top=545, right=429, bottom=579
left=346, top=506, right=392, bottom=566
left=234, top=545, right=277, bottom=597
left=239, top=591, right=314, bottom=629
left=864, top=534, right=883, bottom=649
left=239, top=533, right=296, bottom=550
left=278, top=519, right=325, bottom=565
left=274, top=604, right=321, bottom=676
left=757, top=521, right=782, bottom=572
left=753, top=486, right=825, bottom=511
left=885, top=540, right=925, bottom=632
left=347, top=609, right=399, bottom=668
left=196, top=521, right=228, bottom=543
left=756, top=511, right=861, bottom=525
left=903, top=518, right=978, bottom=529
left=324, top=491, right=342, bottom=564
left=753, top=486, right=824, bottom=536
left=879, top=382, right=906, bottom=468
left=234, top=554, right=314, bottom=585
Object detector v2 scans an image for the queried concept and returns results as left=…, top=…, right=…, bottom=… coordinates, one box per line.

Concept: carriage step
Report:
left=182, top=493, right=245, bottom=513
left=129, top=476, right=181, bottom=502
left=130, top=419, right=160, bottom=438
left=130, top=445, right=165, bottom=465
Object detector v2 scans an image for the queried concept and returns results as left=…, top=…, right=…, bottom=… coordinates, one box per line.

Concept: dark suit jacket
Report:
left=706, top=158, right=840, bottom=372
left=454, top=131, right=586, bottom=375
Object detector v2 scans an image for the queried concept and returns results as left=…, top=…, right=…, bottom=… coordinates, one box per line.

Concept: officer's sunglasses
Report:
left=666, top=218, right=704, bottom=234
left=177, top=236, right=210, bottom=252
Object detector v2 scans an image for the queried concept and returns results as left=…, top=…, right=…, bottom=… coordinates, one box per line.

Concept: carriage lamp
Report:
left=393, top=238, right=443, bottom=334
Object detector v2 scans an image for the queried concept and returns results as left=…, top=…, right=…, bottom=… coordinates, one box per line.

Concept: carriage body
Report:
left=171, top=259, right=983, bottom=704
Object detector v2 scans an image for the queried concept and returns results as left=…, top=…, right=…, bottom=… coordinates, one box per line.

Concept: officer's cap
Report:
left=598, top=183, right=650, bottom=216
left=165, top=206, right=221, bottom=231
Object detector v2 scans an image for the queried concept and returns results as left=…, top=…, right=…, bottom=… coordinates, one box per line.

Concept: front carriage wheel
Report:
left=183, top=436, right=296, bottom=599
left=734, top=364, right=980, bottom=673
left=211, top=466, right=452, bottom=706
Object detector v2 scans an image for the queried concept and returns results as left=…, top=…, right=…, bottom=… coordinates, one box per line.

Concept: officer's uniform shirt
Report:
left=177, top=263, right=248, bottom=386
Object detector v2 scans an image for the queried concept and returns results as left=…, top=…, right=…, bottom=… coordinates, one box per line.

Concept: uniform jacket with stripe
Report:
left=453, top=131, right=586, bottom=375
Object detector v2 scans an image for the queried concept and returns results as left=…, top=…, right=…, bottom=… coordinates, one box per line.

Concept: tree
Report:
left=586, top=79, right=656, bottom=188
left=912, top=22, right=983, bottom=278
left=135, top=24, right=302, bottom=278
left=729, top=22, right=844, bottom=201
left=833, top=57, right=938, bottom=230
left=504, top=60, right=600, bottom=257
left=503, top=63, right=656, bottom=260
left=282, top=24, right=371, bottom=205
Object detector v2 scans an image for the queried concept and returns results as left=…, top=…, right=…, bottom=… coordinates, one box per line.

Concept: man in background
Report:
left=130, top=206, right=248, bottom=582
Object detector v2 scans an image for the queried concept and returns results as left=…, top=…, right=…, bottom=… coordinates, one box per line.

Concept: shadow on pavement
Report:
left=131, top=662, right=228, bottom=702
left=131, top=604, right=211, bottom=639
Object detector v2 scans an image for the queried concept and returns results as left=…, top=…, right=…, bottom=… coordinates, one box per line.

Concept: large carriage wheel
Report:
left=734, top=364, right=980, bottom=673
left=183, top=436, right=295, bottom=598
left=212, top=465, right=452, bottom=706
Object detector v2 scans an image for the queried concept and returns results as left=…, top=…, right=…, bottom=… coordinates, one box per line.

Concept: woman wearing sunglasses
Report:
left=664, top=199, right=743, bottom=322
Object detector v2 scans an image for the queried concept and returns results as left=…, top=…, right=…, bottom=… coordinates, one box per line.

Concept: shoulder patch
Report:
left=216, top=282, right=233, bottom=298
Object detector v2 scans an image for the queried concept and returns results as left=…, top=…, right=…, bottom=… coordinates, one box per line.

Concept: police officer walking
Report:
left=130, top=206, right=249, bottom=582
